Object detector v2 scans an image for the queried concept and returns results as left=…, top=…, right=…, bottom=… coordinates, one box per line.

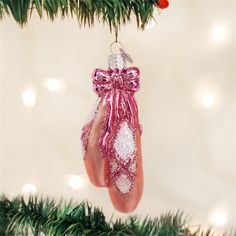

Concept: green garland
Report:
left=0, top=0, right=159, bottom=30
left=0, top=195, right=232, bottom=236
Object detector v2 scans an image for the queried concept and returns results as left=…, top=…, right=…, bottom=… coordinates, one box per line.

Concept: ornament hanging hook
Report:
left=110, top=41, right=124, bottom=55
left=115, top=26, right=118, bottom=43
left=110, top=26, right=123, bottom=54
left=109, top=26, right=133, bottom=63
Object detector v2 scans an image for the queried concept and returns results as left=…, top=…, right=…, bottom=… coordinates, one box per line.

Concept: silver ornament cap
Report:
left=108, top=54, right=126, bottom=70
left=108, top=48, right=133, bottom=70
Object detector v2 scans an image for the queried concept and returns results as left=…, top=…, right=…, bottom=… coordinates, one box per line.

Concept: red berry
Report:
left=157, top=0, right=169, bottom=9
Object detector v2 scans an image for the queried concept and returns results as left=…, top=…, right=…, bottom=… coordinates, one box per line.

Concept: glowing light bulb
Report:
left=21, top=183, right=37, bottom=195
left=67, top=175, right=84, bottom=190
left=22, top=89, right=36, bottom=107
left=212, top=26, right=225, bottom=42
left=201, top=93, right=215, bottom=108
left=145, top=19, right=155, bottom=29
left=45, top=78, right=61, bottom=92
left=208, top=210, right=227, bottom=227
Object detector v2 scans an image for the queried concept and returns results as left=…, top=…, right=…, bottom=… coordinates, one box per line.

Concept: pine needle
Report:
left=0, top=195, right=233, bottom=236
left=0, top=0, right=159, bottom=30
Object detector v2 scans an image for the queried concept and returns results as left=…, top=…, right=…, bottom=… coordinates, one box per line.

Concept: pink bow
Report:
left=91, top=67, right=141, bottom=157
left=92, top=67, right=140, bottom=96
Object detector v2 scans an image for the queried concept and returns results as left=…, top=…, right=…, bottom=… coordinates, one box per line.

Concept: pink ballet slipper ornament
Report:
left=81, top=51, right=143, bottom=213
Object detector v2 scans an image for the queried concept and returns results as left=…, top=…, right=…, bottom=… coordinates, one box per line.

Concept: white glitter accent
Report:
left=129, top=161, right=137, bottom=173
left=115, top=174, right=131, bottom=194
left=114, top=122, right=136, bottom=161
left=110, top=161, right=118, bottom=173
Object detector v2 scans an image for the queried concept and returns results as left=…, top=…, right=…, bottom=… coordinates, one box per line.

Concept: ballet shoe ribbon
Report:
left=93, top=67, right=140, bottom=95
left=92, top=67, right=140, bottom=157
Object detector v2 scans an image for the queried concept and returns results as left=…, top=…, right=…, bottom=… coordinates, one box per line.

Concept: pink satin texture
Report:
left=81, top=67, right=143, bottom=213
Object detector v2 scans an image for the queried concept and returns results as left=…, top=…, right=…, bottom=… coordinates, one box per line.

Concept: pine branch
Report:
left=0, top=195, right=233, bottom=236
left=0, top=0, right=159, bottom=30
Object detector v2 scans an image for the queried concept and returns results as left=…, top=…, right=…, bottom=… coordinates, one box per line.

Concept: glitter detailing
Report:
left=114, top=122, right=136, bottom=162
left=109, top=121, right=138, bottom=195
left=81, top=121, right=94, bottom=159
left=115, top=174, right=131, bottom=194
left=110, top=160, right=118, bottom=173
left=85, top=97, right=101, bottom=124
left=81, top=67, right=141, bottom=195
left=129, top=161, right=137, bottom=173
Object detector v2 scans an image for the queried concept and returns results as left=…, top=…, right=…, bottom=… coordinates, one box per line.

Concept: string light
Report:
left=45, top=78, right=61, bottom=92
left=22, top=89, right=36, bottom=108
left=194, top=82, right=219, bottom=109
left=43, top=78, right=65, bottom=92
left=65, top=175, right=84, bottom=190
left=208, top=209, right=228, bottom=227
left=21, top=183, right=37, bottom=195
left=201, top=93, right=215, bottom=108
left=212, top=26, right=225, bottom=42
